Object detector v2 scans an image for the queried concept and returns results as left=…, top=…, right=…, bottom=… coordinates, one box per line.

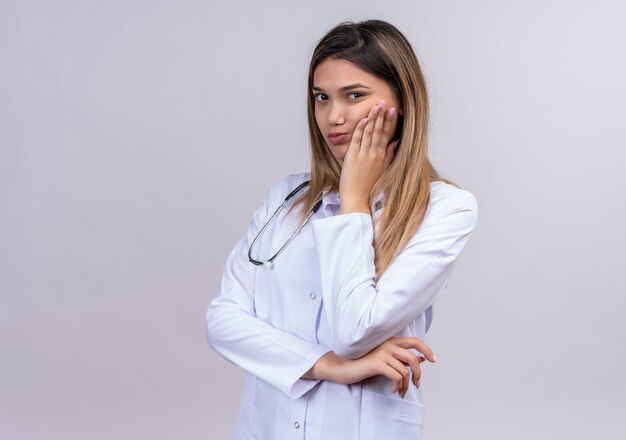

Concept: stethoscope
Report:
left=248, top=180, right=324, bottom=268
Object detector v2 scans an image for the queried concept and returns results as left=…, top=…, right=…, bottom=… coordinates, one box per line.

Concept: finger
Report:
left=387, top=357, right=410, bottom=397
left=392, top=337, right=436, bottom=363
left=348, top=117, right=370, bottom=157
left=389, top=346, right=422, bottom=386
left=382, top=107, right=398, bottom=145
left=373, top=106, right=398, bottom=157
left=384, top=140, right=398, bottom=170
left=377, top=362, right=404, bottom=393
left=368, top=100, right=387, bottom=154
left=358, top=103, right=380, bottom=156
left=393, top=337, right=435, bottom=362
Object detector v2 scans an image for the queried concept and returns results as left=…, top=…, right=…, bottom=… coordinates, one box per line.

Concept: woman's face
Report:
left=313, top=57, right=403, bottom=162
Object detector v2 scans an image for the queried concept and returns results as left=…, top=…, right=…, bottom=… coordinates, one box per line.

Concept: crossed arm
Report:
left=205, top=175, right=477, bottom=399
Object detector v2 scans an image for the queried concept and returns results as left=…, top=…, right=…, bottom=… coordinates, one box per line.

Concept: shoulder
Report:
left=426, top=180, right=478, bottom=229
left=263, top=171, right=311, bottom=207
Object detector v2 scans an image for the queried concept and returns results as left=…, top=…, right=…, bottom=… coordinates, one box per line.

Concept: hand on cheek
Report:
left=339, top=100, right=399, bottom=215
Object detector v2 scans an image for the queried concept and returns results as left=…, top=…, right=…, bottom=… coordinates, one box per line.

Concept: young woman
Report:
left=206, top=19, right=478, bottom=439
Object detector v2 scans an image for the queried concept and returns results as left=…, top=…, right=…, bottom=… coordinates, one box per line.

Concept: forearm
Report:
left=207, top=289, right=332, bottom=399
left=311, top=194, right=478, bottom=358
left=301, top=351, right=348, bottom=383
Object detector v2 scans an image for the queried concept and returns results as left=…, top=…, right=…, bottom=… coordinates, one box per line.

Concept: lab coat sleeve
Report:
left=311, top=189, right=478, bottom=359
left=205, top=175, right=333, bottom=399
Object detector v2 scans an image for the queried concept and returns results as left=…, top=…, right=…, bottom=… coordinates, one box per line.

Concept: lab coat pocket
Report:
left=359, top=387, right=424, bottom=440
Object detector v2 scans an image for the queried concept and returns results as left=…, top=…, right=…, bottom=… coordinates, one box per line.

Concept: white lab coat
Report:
left=206, top=171, right=478, bottom=440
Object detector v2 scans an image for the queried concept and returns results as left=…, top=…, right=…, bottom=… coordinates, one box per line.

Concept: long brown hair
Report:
left=287, top=19, right=459, bottom=280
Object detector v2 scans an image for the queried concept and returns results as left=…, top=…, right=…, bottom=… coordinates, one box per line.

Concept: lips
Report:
left=328, top=132, right=349, bottom=145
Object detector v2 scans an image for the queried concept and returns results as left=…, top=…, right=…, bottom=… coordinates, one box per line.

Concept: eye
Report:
left=313, top=93, right=327, bottom=102
left=348, top=92, right=365, bottom=99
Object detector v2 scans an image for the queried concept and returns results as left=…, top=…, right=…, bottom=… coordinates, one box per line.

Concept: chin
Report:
left=328, top=144, right=348, bottom=162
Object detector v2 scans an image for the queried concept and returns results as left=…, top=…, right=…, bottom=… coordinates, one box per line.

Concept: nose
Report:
left=328, top=102, right=346, bottom=126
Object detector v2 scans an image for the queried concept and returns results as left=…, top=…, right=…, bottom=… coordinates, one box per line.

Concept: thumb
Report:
left=384, top=140, right=398, bottom=170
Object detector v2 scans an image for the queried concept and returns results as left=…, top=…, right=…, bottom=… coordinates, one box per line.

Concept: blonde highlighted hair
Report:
left=287, top=19, right=459, bottom=280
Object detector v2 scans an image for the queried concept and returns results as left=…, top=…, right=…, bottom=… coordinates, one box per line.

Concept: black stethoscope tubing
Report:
left=248, top=180, right=324, bottom=267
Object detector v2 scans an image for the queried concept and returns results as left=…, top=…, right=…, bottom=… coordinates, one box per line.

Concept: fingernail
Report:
left=388, top=107, right=396, bottom=116
left=416, top=379, right=421, bottom=388
left=361, top=117, right=369, bottom=126
left=433, top=355, right=438, bottom=363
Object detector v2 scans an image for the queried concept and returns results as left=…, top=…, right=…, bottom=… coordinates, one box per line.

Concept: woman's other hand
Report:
left=339, top=99, right=399, bottom=215
left=304, top=336, right=436, bottom=398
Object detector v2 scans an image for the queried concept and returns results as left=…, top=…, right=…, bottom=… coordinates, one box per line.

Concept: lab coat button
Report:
left=294, top=421, right=300, bottom=429
left=309, top=292, right=317, bottom=300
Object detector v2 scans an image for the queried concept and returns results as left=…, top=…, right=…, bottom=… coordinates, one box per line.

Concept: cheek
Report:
left=352, top=100, right=398, bottom=132
left=342, top=105, right=372, bottom=132
left=356, top=102, right=375, bottom=119
left=355, top=97, right=393, bottom=121
left=313, top=107, right=321, bottom=124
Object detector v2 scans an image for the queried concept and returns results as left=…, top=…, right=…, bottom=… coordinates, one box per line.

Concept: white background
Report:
left=2, top=1, right=625, bottom=439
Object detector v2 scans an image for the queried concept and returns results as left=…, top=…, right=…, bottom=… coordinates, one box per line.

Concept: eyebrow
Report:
left=312, top=83, right=371, bottom=92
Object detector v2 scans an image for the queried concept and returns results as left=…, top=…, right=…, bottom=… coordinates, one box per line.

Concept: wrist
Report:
left=340, top=200, right=370, bottom=215
left=303, top=351, right=346, bottom=382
